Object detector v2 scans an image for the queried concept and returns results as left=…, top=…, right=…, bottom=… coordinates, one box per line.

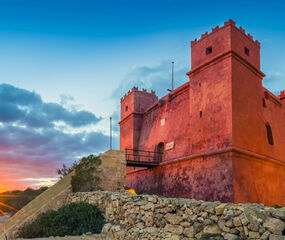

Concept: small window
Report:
left=262, top=98, right=266, bottom=108
left=264, top=91, right=269, bottom=99
left=245, top=47, right=250, bottom=56
left=125, top=106, right=128, bottom=112
left=200, top=111, right=203, bottom=118
left=206, top=47, right=212, bottom=55
left=266, top=124, right=274, bottom=145
left=199, top=83, right=201, bottom=87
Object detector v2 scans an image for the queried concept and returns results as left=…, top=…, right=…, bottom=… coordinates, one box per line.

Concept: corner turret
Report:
left=119, top=87, right=158, bottom=150
left=189, top=19, right=261, bottom=72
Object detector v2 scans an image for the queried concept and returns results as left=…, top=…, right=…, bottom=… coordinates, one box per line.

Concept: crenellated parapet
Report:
left=279, top=90, right=285, bottom=100
left=120, top=86, right=157, bottom=102
left=191, top=19, right=260, bottom=47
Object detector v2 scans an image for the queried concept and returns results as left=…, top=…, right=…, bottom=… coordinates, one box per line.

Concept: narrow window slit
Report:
left=266, top=124, right=274, bottom=145
left=263, top=98, right=266, bottom=108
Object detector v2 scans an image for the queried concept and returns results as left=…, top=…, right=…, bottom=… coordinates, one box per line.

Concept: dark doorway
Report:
left=157, top=142, right=164, bottom=163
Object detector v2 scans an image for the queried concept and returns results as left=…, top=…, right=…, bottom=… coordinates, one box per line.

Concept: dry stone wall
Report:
left=68, top=191, right=285, bottom=240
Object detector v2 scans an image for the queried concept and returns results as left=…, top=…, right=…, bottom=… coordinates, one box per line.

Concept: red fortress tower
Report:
left=119, top=20, right=285, bottom=206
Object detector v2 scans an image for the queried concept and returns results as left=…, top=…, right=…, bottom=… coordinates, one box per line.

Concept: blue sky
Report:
left=0, top=0, right=284, bottom=190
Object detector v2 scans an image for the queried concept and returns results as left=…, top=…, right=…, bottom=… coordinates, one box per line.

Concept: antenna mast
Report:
left=110, top=117, right=112, bottom=150
left=172, top=61, right=174, bottom=90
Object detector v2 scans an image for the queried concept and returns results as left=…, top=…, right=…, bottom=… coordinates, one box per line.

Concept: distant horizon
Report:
left=0, top=0, right=284, bottom=191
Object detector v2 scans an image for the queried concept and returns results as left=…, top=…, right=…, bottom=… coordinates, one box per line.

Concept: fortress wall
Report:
left=119, top=114, right=134, bottom=150
left=232, top=151, right=285, bottom=206
left=127, top=152, right=234, bottom=203
left=232, top=56, right=285, bottom=161
left=97, top=150, right=126, bottom=191
left=138, top=83, right=191, bottom=160
left=261, top=88, right=285, bottom=159
left=188, top=56, right=233, bottom=155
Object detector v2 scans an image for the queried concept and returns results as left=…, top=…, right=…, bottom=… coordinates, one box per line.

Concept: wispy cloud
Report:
left=0, top=84, right=110, bottom=191
left=18, top=178, right=58, bottom=187
left=112, top=61, right=188, bottom=100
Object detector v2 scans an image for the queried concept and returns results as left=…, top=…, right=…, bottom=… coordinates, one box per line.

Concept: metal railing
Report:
left=125, top=149, right=162, bottom=167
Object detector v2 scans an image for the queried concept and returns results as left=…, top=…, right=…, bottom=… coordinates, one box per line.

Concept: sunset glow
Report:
left=0, top=195, right=19, bottom=216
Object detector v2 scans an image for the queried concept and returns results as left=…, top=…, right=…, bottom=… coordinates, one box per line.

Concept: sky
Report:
left=0, top=0, right=284, bottom=191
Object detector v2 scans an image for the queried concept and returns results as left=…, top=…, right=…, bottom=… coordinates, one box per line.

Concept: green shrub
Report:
left=17, top=202, right=105, bottom=238
left=71, top=154, right=102, bottom=192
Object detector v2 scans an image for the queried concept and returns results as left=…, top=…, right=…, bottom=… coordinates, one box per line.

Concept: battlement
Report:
left=190, top=19, right=261, bottom=71
left=279, top=90, right=285, bottom=100
left=120, top=86, right=157, bottom=102
left=191, top=19, right=260, bottom=48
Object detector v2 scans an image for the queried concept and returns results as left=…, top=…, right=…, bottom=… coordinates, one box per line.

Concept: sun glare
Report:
left=0, top=195, right=20, bottom=217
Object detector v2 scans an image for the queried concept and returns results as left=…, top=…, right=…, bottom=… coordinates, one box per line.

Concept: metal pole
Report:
left=172, top=61, right=174, bottom=90
left=110, top=117, right=112, bottom=150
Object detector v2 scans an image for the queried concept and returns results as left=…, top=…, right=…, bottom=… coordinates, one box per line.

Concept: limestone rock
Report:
left=248, top=221, right=259, bottom=232
left=196, top=224, right=222, bottom=238
left=215, top=204, right=227, bottom=215
left=180, top=221, right=190, bottom=227
left=225, top=219, right=233, bottom=227
left=126, top=213, right=137, bottom=225
left=146, top=226, right=158, bottom=235
left=269, top=234, right=285, bottom=240
left=261, top=231, right=271, bottom=240
left=193, top=222, right=204, bottom=233
left=271, top=209, right=285, bottom=221
left=240, top=213, right=249, bottom=226
left=233, top=217, right=242, bottom=227
left=164, top=224, right=183, bottom=235
left=183, top=226, right=195, bottom=237
left=263, top=217, right=285, bottom=235
left=145, top=215, right=154, bottom=227
left=248, top=231, right=260, bottom=239
left=165, top=213, right=183, bottom=225
left=222, top=232, right=239, bottom=240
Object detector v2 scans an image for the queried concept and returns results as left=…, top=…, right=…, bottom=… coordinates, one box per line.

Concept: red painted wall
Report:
left=232, top=153, right=285, bottom=206
left=138, top=83, right=191, bottom=160
left=119, top=87, right=158, bottom=150
left=188, top=56, right=232, bottom=154
left=127, top=153, right=234, bottom=202
left=120, top=19, right=285, bottom=205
